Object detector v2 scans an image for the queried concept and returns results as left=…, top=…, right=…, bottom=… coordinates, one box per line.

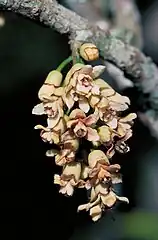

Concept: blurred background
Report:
left=0, top=0, right=158, bottom=239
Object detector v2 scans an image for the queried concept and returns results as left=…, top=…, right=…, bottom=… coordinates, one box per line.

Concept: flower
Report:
left=86, top=150, right=122, bottom=187
left=63, top=64, right=105, bottom=113
left=79, top=43, right=99, bottom=61
left=67, top=109, right=99, bottom=141
left=54, top=162, right=84, bottom=196
left=78, top=183, right=129, bottom=221
left=34, top=116, right=66, bottom=144
left=90, top=79, right=131, bottom=126
left=55, top=130, right=79, bottom=166
left=33, top=98, right=66, bottom=145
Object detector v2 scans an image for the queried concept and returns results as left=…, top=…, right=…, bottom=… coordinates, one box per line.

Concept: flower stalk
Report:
left=32, top=43, right=137, bottom=222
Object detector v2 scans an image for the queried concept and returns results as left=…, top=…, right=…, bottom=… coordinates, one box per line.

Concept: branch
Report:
left=1, top=0, right=158, bottom=138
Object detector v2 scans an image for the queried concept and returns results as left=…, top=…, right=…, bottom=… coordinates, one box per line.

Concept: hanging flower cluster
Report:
left=32, top=43, right=137, bottom=221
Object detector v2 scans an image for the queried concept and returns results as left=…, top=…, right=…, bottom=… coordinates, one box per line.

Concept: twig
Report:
left=0, top=0, right=158, bottom=137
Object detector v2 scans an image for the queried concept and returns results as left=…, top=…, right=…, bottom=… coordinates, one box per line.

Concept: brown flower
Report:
left=78, top=183, right=129, bottom=221
left=55, top=130, right=79, bottom=166
left=54, top=162, right=84, bottom=196
left=67, top=109, right=99, bottom=141
left=86, top=150, right=121, bottom=187
left=90, top=79, right=131, bottom=127
left=63, top=64, right=105, bottom=113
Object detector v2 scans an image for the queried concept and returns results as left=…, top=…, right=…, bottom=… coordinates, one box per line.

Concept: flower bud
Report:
left=45, top=70, right=63, bottom=87
left=80, top=43, right=99, bottom=61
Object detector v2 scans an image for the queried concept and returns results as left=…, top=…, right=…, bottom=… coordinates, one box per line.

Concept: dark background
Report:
left=0, top=1, right=158, bottom=239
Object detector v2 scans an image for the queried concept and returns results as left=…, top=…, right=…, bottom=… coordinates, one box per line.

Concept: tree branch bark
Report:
left=0, top=0, right=158, bottom=137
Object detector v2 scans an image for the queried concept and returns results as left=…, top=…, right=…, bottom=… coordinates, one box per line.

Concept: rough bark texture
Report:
left=0, top=0, right=158, bottom=137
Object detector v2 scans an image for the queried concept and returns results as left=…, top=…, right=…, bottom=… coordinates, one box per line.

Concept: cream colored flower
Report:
left=67, top=109, right=99, bottom=142
left=63, top=64, right=105, bottom=113
left=54, top=162, right=84, bottom=196
left=86, top=150, right=121, bottom=187
left=34, top=95, right=66, bottom=145
left=55, top=130, right=79, bottom=166
left=90, top=79, right=131, bottom=127
left=78, top=183, right=129, bottom=221
left=35, top=116, right=66, bottom=144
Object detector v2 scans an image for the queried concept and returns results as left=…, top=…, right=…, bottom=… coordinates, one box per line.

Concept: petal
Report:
left=101, top=88, right=115, bottom=97
left=59, top=182, right=74, bottom=196
left=41, top=131, right=52, bottom=142
left=92, top=65, right=106, bottom=78
left=116, top=195, right=129, bottom=204
left=76, top=83, right=91, bottom=95
left=66, top=182, right=75, bottom=196
left=109, top=101, right=129, bottom=111
left=79, top=97, right=90, bottom=113
left=95, top=183, right=109, bottom=195
left=67, top=119, right=78, bottom=129
left=38, top=84, right=55, bottom=101
left=80, top=65, right=93, bottom=75
left=63, top=162, right=81, bottom=181
left=54, top=174, right=62, bottom=185
left=108, top=164, right=121, bottom=173
left=92, top=213, right=102, bottom=222
left=47, top=115, right=60, bottom=129
left=84, top=114, right=99, bottom=126
left=86, top=127, right=100, bottom=142
left=63, top=63, right=84, bottom=86
left=98, top=126, right=111, bottom=143
left=65, top=92, right=75, bottom=110
left=120, top=113, right=137, bottom=123
left=90, top=205, right=102, bottom=222
left=54, top=118, right=66, bottom=134
left=89, top=95, right=100, bottom=108
left=46, top=149, right=59, bottom=157
left=106, top=145, right=115, bottom=159
left=107, top=118, right=118, bottom=129
left=97, top=97, right=109, bottom=109
left=91, top=84, right=100, bottom=95
left=34, top=125, right=49, bottom=131
left=110, top=93, right=130, bottom=105
left=122, top=129, right=132, bottom=141
left=54, top=87, right=64, bottom=96
left=61, top=130, right=74, bottom=142
left=69, top=109, right=86, bottom=119
left=77, top=203, right=90, bottom=212
left=81, top=164, right=90, bottom=179
left=88, top=150, right=109, bottom=168
left=101, top=191, right=116, bottom=207
left=32, top=103, right=45, bottom=115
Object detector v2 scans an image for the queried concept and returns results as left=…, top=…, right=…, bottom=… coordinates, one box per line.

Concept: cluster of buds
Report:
left=32, top=43, right=136, bottom=221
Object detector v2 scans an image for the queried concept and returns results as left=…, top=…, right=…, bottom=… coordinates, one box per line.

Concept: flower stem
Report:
left=56, top=56, right=73, bottom=72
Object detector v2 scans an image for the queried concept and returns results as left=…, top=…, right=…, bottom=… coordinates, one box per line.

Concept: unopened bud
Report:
left=45, top=70, right=63, bottom=86
left=79, top=43, right=99, bottom=61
